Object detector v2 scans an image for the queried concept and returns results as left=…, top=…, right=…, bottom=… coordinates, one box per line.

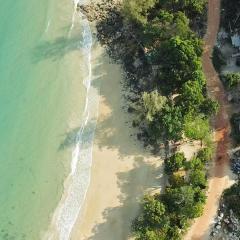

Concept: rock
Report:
left=228, top=94, right=233, bottom=102
left=133, top=58, right=142, bottom=69
left=216, top=224, right=221, bottom=230
left=115, top=31, right=122, bottom=39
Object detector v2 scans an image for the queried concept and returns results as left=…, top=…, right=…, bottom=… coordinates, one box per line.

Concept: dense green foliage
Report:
left=184, top=115, right=210, bottom=141
left=140, top=90, right=167, bottom=122
left=124, top=0, right=157, bottom=25
left=197, top=147, right=213, bottom=162
left=143, top=11, right=192, bottom=47
left=200, top=98, right=219, bottom=116
left=222, top=72, right=240, bottom=89
left=161, top=0, right=207, bottom=16
left=124, top=0, right=218, bottom=143
left=189, top=169, right=207, bottom=188
left=159, top=36, right=204, bottom=91
left=122, top=0, right=216, bottom=239
left=164, top=152, right=186, bottom=174
left=133, top=150, right=208, bottom=240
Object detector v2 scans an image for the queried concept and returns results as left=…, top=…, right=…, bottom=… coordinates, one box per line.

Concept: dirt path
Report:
left=185, top=1, right=234, bottom=239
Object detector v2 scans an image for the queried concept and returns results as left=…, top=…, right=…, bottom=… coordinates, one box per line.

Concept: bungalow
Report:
left=231, top=33, right=240, bottom=49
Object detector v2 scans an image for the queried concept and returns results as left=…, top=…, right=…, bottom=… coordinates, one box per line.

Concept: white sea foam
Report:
left=44, top=0, right=100, bottom=239
left=44, top=20, right=51, bottom=33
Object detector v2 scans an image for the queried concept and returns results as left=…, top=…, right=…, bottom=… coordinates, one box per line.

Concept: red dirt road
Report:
left=185, top=1, right=233, bottom=239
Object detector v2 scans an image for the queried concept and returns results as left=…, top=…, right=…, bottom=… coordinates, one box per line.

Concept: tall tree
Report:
left=159, top=36, right=202, bottom=91
left=123, top=0, right=157, bottom=25
left=141, top=90, right=167, bottom=122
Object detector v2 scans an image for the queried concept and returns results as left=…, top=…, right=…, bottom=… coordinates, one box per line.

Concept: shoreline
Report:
left=43, top=3, right=101, bottom=239
left=70, top=21, right=165, bottom=239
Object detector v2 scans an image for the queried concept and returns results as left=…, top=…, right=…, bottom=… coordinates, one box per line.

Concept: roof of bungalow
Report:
left=231, top=34, right=240, bottom=48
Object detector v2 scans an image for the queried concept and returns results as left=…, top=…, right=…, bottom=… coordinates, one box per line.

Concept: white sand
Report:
left=70, top=38, right=165, bottom=239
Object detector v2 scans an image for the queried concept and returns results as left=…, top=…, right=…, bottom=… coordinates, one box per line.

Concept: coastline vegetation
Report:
left=122, top=0, right=217, bottom=239
left=132, top=148, right=211, bottom=239
left=79, top=0, right=218, bottom=239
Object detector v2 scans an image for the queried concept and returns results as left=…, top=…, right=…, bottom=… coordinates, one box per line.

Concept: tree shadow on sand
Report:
left=59, top=120, right=97, bottom=151
left=90, top=51, right=166, bottom=158
left=87, top=157, right=165, bottom=240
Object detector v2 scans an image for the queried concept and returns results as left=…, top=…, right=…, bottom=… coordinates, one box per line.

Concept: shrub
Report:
left=222, top=72, right=240, bottom=88
left=189, top=169, right=207, bottom=188
left=185, top=157, right=204, bottom=170
left=133, top=195, right=167, bottom=230
left=163, top=185, right=203, bottom=219
left=184, top=115, right=210, bottom=141
left=169, top=173, right=185, bottom=187
left=197, top=147, right=213, bottom=163
left=200, top=98, right=219, bottom=116
left=165, top=152, right=186, bottom=174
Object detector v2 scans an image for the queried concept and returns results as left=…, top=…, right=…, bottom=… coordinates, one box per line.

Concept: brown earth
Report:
left=185, top=0, right=234, bottom=239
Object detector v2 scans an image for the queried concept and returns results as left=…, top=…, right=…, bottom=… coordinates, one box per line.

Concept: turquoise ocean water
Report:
left=0, top=0, right=94, bottom=239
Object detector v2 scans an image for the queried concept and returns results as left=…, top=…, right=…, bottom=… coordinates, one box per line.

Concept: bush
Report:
left=197, top=147, right=213, bottom=163
left=132, top=195, right=170, bottom=240
left=163, top=185, right=204, bottom=219
left=185, top=157, right=204, bottom=170
left=189, top=169, right=207, bottom=188
left=194, top=186, right=207, bottom=203
left=133, top=195, right=167, bottom=230
left=165, top=152, right=186, bottom=174
left=222, top=72, right=240, bottom=88
left=169, top=173, right=185, bottom=187
left=184, top=115, right=210, bottom=141
left=200, top=98, right=219, bottom=116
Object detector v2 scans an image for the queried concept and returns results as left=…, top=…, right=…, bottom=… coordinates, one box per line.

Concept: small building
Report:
left=231, top=34, right=240, bottom=48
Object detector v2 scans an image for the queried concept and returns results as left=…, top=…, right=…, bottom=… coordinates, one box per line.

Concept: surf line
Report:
left=44, top=0, right=100, bottom=240
left=44, top=20, right=51, bottom=33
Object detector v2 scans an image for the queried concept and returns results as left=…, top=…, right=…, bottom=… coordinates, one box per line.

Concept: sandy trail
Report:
left=70, top=35, right=164, bottom=240
left=185, top=0, right=234, bottom=239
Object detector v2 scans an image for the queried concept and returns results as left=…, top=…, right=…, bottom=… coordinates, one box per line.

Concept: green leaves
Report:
left=143, top=11, right=191, bottom=46
left=164, top=185, right=203, bottom=219
left=123, top=0, right=157, bottom=25
left=160, top=36, right=203, bottom=90
left=200, top=98, right=219, bottom=116
left=184, top=115, right=210, bottom=141
left=189, top=169, right=207, bottom=188
left=222, top=72, right=240, bottom=89
left=165, top=152, right=186, bottom=174
left=179, top=80, right=204, bottom=113
left=143, top=195, right=166, bottom=227
left=141, top=90, right=167, bottom=122
left=161, top=104, right=184, bottom=141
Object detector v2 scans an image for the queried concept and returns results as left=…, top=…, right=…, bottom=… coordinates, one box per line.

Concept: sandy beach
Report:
left=70, top=31, right=165, bottom=240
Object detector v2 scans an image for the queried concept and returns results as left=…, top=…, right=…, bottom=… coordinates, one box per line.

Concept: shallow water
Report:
left=0, top=0, right=89, bottom=239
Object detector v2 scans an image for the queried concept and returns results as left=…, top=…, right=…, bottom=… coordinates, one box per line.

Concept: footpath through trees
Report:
left=185, top=0, right=233, bottom=239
